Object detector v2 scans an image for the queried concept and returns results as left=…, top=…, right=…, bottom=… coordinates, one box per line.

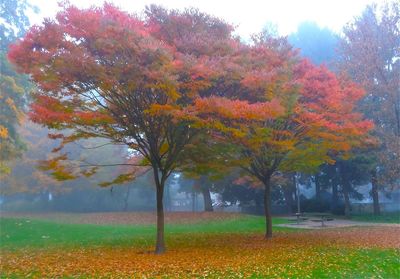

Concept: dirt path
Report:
left=277, top=218, right=400, bottom=229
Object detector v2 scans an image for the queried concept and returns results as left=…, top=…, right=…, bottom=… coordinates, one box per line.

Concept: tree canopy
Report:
left=8, top=2, right=237, bottom=253
left=188, top=34, right=373, bottom=237
left=338, top=1, right=400, bottom=205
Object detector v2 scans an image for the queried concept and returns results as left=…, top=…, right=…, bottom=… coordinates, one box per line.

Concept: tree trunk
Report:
left=153, top=168, right=166, bottom=254
left=371, top=169, right=380, bottom=215
left=331, top=183, right=338, bottom=214
left=295, top=173, right=301, bottom=214
left=315, top=175, right=321, bottom=200
left=339, top=163, right=352, bottom=218
left=342, top=183, right=351, bottom=218
left=200, top=178, right=213, bottom=212
left=123, top=184, right=131, bottom=211
left=192, top=187, right=196, bottom=212
left=202, top=185, right=213, bottom=212
left=263, top=177, right=273, bottom=239
left=283, top=187, right=294, bottom=214
left=155, top=185, right=165, bottom=253
left=293, top=174, right=298, bottom=205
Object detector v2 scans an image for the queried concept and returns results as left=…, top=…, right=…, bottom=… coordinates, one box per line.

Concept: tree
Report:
left=288, top=21, right=378, bottom=214
left=9, top=3, right=235, bottom=253
left=179, top=132, right=240, bottom=212
left=190, top=34, right=373, bottom=238
left=0, top=54, right=25, bottom=176
left=0, top=0, right=37, bottom=176
left=288, top=21, right=338, bottom=66
left=0, top=0, right=38, bottom=48
left=338, top=1, right=400, bottom=215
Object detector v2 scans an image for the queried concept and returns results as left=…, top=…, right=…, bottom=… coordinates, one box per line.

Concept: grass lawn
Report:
left=1, top=213, right=399, bottom=278
left=0, top=215, right=292, bottom=248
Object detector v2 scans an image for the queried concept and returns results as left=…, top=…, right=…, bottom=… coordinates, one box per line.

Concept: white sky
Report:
left=28, top=0, right=376, bottom=39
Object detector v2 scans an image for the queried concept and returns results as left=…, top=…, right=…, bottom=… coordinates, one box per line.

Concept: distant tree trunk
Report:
left=371, top=169, right=381, bottom=215
left=283, top=186, right=294, bottom=214
left=153, top=168, right=166, bottom=254
left=331, top=183, right=338, bottom=214
left=342, top=183, right=351, bottom=218
left=295, top=173, right=301, bottom=214
left=338, top=162, right=352, bottom=218
left=123, top=184, right=131, bottom=211
left=292, top=174, right=298, bottom=204
left=315, top=175, right=321, bottom=200
left=201, top=182, right=213, bottom=212
left=263, top=176, right=273, bottom=239
left=192, top=187, right=196, bottom=212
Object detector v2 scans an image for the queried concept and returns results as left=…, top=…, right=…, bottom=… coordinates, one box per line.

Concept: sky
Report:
left=28, top=0, right=376, bottom=39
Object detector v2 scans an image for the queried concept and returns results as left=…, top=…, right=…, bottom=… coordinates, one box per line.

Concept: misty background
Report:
left=1, top=0, right=399, bottom=215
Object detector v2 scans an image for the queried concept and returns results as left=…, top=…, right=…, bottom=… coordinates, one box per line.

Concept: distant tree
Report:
left=0, top=119, right=131, bottom=198
left=0, top=0, right=38, bottom=48
left=0, top=0, right=37, bottom=176
left=338, top=1, right=400, bottom=215
left=179, top=132, right=240, bottom=212
left=221, top=181, right=265, bottom=214
left=288, top=21, right=338, bottom=66
left=289, top=21, right=380, bottom=214
left=217, top=172, right=290, bottom=215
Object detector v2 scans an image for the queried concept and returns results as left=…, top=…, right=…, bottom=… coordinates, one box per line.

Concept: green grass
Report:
left=1, top=215, right=398, bottom=278
left=0, top=215, right=294, bottom=249
left=351, top=211, right=400, bottom=223
left=303, top=248, right=400, bottom=279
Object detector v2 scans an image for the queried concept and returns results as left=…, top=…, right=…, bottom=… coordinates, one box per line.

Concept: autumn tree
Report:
left=9, top=3, right=235, bottom=253
left=288, top=21, right=373, bottom=215
left=0, top=0, right=37, bottom=176
left=338, top=1, right=400, bottom=215
left=190, top=34, right=373, bottom=238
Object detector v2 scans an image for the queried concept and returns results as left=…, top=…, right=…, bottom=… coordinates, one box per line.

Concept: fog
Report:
left=2, top=120, right=399, bottom=215
left=1, top=0, right=399, bottom=218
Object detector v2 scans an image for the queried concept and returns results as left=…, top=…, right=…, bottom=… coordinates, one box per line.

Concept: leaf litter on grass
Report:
left=1, top=227, right=399, bottom=278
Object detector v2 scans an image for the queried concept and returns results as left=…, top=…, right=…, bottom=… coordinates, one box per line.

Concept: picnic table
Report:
left=287, top=213, right=308, bottom=225
left=308, top=213, right=334, bottom=227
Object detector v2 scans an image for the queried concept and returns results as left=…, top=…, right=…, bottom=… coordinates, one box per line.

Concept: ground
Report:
left=1, top=212, right=399, bottom=278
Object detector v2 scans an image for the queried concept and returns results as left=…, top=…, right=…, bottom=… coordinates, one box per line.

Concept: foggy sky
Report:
left=28, top=0, right=375, bottom=39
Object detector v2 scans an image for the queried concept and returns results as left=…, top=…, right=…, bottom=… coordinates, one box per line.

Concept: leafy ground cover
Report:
left=1, top=213, right=399, bottom=278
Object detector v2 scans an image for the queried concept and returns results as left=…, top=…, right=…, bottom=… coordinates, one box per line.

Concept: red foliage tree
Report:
left=189, top=35, right=373, bottom=238
left=8, top=3, right=235, bottom=253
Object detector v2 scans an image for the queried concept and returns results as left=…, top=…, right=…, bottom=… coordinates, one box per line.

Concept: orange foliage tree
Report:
left=8, top=3, right=235, bottom=253
left=189, top=35, right=373, bottom=238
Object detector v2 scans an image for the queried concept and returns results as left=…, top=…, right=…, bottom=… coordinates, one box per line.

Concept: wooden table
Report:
left=294, top=212, right=305, bottom=225
left=309, top=213, right=334, bottom=227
